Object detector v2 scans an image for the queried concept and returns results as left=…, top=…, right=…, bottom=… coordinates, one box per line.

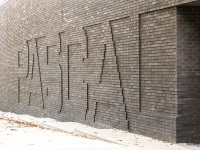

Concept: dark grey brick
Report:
left=0, top=0, right=200, bottom=143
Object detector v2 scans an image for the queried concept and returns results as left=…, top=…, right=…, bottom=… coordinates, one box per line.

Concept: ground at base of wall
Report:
left=0, top=111, right=199, bottom=150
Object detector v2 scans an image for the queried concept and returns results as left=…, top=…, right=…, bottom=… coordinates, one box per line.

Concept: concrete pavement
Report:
left=0, top=111, right=199, bottom=150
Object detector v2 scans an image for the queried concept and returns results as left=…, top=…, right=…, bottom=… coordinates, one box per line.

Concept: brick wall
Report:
left=0, top=0, right=199, bottom=143
left=139, top=7, right=177, bottom=141
left=177, top=6, right=200, bottom=143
